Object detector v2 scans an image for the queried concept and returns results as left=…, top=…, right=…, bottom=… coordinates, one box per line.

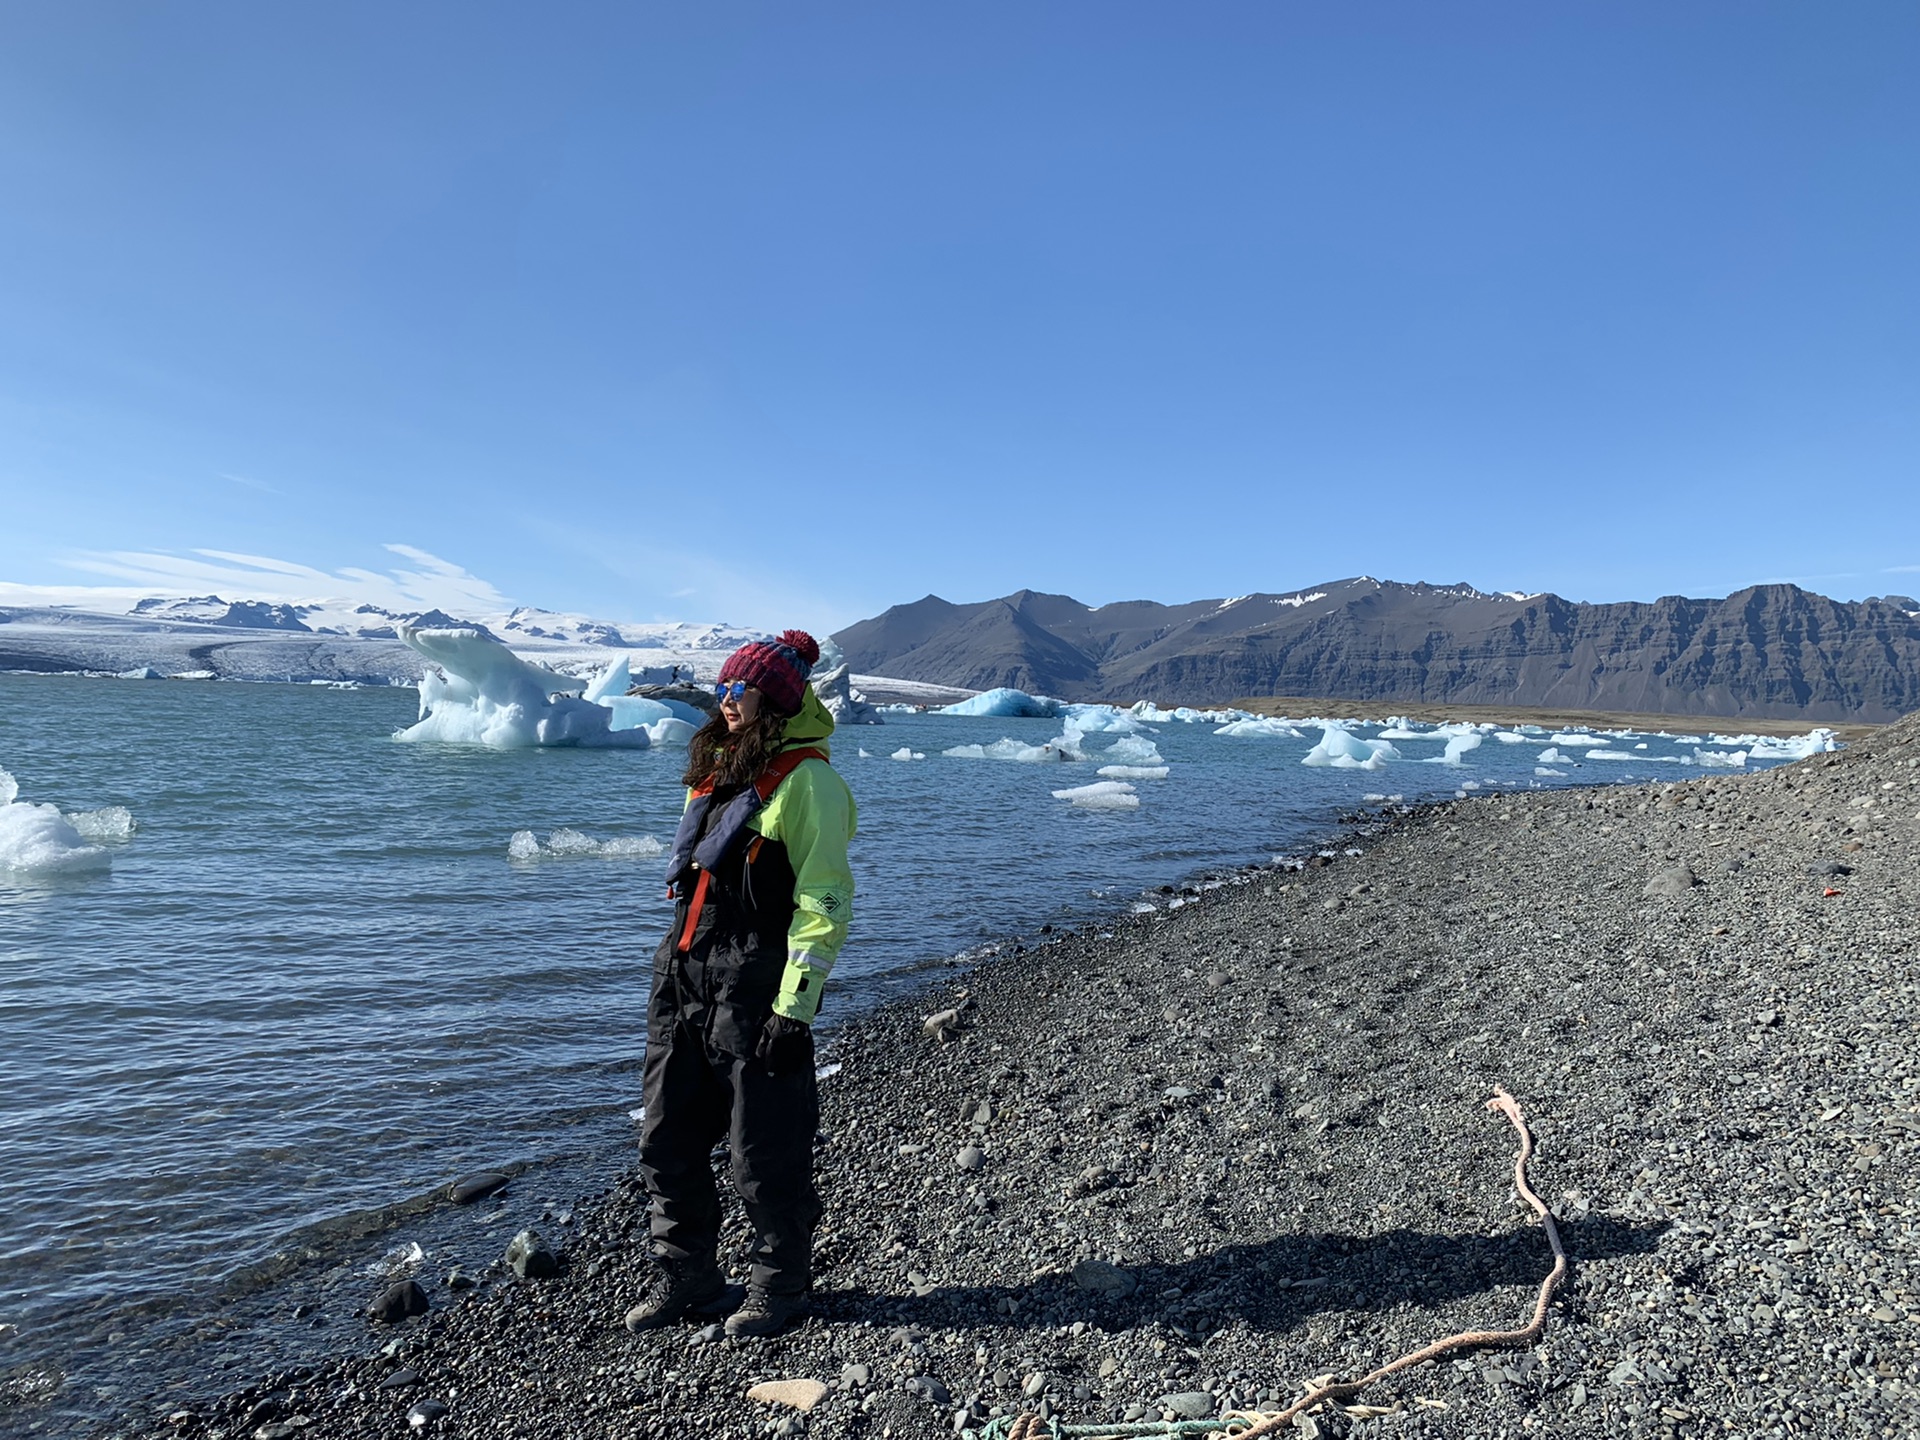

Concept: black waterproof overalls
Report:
left=638, top=768, right=822, bottom=1296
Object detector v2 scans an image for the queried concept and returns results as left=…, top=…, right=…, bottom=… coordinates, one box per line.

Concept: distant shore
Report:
left=123, top=708, right=1918, bottom=1439
left=1230, top=695, right=1883, bottom=743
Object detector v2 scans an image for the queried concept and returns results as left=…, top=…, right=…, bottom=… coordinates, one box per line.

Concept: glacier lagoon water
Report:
left=0, top=674, right=1808, bottom=1429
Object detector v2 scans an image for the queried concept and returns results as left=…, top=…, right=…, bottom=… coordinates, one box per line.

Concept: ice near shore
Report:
left=0, top=768, right=132, bottom=875
left=394, top=629, right=699, bottom=749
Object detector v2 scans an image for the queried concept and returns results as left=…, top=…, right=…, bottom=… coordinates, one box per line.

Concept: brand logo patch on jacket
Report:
left=819, top=892, right=842, bottom=914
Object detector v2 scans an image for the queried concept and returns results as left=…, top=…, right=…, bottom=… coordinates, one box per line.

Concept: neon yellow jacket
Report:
left=739, top=686, right=856, bottom=1022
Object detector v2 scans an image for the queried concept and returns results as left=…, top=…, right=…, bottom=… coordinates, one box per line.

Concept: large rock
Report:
left=504, top=1229, right=558, bottom=1280
left=1071, top=1259, right=1138, bottom=1297
left=746, top=1379, right=829, bottom=1411
left=368, top=1280, right=429, bottom=1324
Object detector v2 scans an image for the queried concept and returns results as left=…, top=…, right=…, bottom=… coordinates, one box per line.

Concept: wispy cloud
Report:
left=217, top=472, right=282, bottom=496
left=31, top=545, right=515, bottom=615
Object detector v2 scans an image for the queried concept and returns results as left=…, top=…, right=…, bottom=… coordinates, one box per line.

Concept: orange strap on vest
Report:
left=674, top=747, right=829, bottom=953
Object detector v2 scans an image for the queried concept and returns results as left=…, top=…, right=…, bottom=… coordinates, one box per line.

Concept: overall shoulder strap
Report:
left=755, top=746, right=829, bottom=801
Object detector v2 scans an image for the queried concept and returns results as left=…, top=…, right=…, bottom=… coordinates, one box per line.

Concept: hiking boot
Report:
left=723, top=1285, right=810, bottom=1338
left=623, top=1262, right=740, bottom=1332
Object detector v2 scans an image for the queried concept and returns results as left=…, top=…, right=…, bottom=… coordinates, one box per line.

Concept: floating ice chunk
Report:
left=1051, top=780, right=1140, bottom=809
left=1493, top=732, right=1528, bottom=744
left=939, top=688, right=1060, bottom=718
left=1460, top=780, right=1482, bottom=790
left=68, top=807, right=136, bottom=842
left=583, top=656, right=630, bottom=703
left=1424, top=732, right=1484, bottom=766
left=117, top=666, right=163, bottom=680
left=857, top=748, right=872, bottom=758
left=1214, top=717, right=1305, bottom=738
left=1099, top=735, right=1164, bottom=766
left=396, top=627, right=649, bottom=749
left=1129, top=702, right=1253, bottom=724
left=890, top=747, right=926, bottom=761
left=1375, top=722, right=1439, bottom=740
left=1692, top=748, right=1749, bottom=768
left=1583, top=750, right=1635, bottom=761
left=508, top=828, right=663, bottom=861
left=602, top=694, right=675, bottom=730
left=1302, top=725, right=1399, bottom=770
left=0, top=770, right=112, bottom=875
left=1097, top=765, right=1169, bottom=780
left=1060, top=704, right=1147, bottom=734
left=1534, top=767, right=1566, bottom=777
left=944, top=738, right=1072, bottom=763
left=1536, top=747, right=1563, bottom=764
left=1741, top=729, right=1841, bottom=761
left=645, top=717, right=698, bottom=748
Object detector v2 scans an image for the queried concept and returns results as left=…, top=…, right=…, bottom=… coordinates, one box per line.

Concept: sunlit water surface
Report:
left=0, top=675, right=1781, bottom=1431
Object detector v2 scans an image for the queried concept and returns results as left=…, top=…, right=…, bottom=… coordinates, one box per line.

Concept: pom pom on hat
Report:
left=716, top=629, right=820, bottom=716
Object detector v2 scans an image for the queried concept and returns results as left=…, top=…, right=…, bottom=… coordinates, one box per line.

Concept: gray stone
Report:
left=368, top=1280, right=429, bottom=1325
left=1643, top=864, right=1698, bottom=898
left=406, top=1398, right=449, bottom=1430
left=956, top=1145, right=985, bottom=1172
left=378, top=1369, right=419, bottom=1390
left=840, top=1363, right=872, bottom=1388
left=906, top=1375, right=953, bottom=1406
left=446, top=1171, right=510, bottom=1205
left=1159, top=1390, right=1215, bottom=1419
left=504, top=1229, right=557, bottom=1280
left=1070, top=1260, right=1137, bottom=1297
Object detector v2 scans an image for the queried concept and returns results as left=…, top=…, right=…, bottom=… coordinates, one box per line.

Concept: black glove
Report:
left=755, top=1014, right=814, bottom=1076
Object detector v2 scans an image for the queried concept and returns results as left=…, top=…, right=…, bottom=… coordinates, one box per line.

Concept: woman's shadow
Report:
left=813, top=1214, right=1663, bottom=1334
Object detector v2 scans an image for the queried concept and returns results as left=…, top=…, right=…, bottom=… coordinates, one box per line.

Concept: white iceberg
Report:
left=943, top=738, right=1073, bottom=763
left=1097, top=764, right=1169, bottom=779
left=395, top=626, right=651, bottom=749
left=891, top=747, right=926, bottom=761
left=1740, top=729, right=1841, bottom=761
left=0, top=769, right=115, bottom=876
left=814, top=663, right=882, bottom=726
left=1129, top=701, right=1253, bottom=724
left=1302, top=724, right=1399, bottom=771
left=1098, top=734, right=1164, bottom=766
left=1052, top=780, right=1140, bottom=810
left=1214, top=717, right=1305, bottom=738
left=1692, top=747, right=1749, bottom=768
left=1060, top=704, right=1148, bottom=734
left=509, top=828, right=664, bottom=861
left=939, top=688, right=1061, bottom=718
left=1425, top=731, right=1484, bottom=766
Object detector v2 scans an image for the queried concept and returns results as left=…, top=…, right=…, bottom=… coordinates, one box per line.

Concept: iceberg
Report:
left=1301, top=724, right=1399, bottom=771
left=0, top=770, right=115, bottom=876
left=1213, top=717, right=1304, bottom=739
left=509, top=828, right=665, bottom=861
left=1740, top=729, right=1841, bottom=761
left=939, top=688, right=1062, bottom=718
left=1425, top=732, right=1484, bottom=766
left=1052, top=780, right=1140, bottom=810
left=395, top=627, right=651, bottom=749
left=813, top=663, right=882, bottom=726
left=1097, top=764, right=1169, bottom=780
left=1130, top=701, right=1253, bottom=724
left=1692, top=747, right=1749, bottom=768
left=1059, top=704, right=1148, bottom=734
left=943, top=738, right=1073, bottom=763
left=1098, top=734, right=1164, bottom=766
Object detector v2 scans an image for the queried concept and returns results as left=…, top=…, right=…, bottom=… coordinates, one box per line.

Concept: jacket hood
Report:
left=779, top=685, right=835, bottom=754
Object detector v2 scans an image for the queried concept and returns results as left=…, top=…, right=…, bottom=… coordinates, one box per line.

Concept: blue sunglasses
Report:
left=714, top=680, right=756, bottom=700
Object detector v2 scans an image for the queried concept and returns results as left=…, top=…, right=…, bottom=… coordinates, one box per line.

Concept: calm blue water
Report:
left=0, top=675, right=1791, bottom=1429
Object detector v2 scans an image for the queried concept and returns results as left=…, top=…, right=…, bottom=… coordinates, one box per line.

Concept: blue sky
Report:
left=1, top=3, right=1916, bottom=632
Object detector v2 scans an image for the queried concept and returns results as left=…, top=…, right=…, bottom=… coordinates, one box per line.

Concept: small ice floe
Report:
left=1535, top=767, right=1566, bottom=777
left=1424, top=731, right=1484, bottom=766
left=1492, top=731, right=1529, bottom=744
left=508, top=829, right=664, bottom=861
left=890, top=747, right=927, bottom=761
left=814, top=1062, right=843, bottom=1081
left=1099, top=735, right=1164, bottom=766
left=1098, top=765, right=1169, bottom=780
left=1213, top=717, right=1304, bottom=738
left=944, top=738, right=1069, bottom=763
left=1692, top=748, right=1748, bottom=768
left=0, top=769, right=124, bottom=876
left=857, top=748, right=872, bottom=758
left=365, top=1241, right=426, bottom=1277
left=1301, top=724, right=1398, bottom=770
left=1052, top=780, right=1140, bottom=810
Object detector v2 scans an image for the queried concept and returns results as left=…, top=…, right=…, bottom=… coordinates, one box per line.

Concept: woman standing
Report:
left=625, top=630, right=856, bottom=1339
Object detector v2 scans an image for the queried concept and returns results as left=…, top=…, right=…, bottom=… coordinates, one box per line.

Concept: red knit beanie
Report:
left=716, top=629, right=820, bottom=717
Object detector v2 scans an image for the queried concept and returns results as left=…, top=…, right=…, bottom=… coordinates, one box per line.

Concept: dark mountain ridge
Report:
left=833, top=578, right=1920, bottom=722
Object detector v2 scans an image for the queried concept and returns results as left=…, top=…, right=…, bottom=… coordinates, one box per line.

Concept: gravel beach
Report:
left=84, top=714, right=1920, bottom=1439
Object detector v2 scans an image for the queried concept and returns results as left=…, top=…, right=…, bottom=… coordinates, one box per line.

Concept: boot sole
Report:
left=625, top=1283, right=744, bottom=1332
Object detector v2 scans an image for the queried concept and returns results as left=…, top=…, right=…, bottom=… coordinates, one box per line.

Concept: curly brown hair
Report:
left=681, top=707, right=790, bottom=791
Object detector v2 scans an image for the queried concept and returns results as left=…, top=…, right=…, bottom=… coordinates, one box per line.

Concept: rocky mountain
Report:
left=833, top=578, right=1920, bottom=722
